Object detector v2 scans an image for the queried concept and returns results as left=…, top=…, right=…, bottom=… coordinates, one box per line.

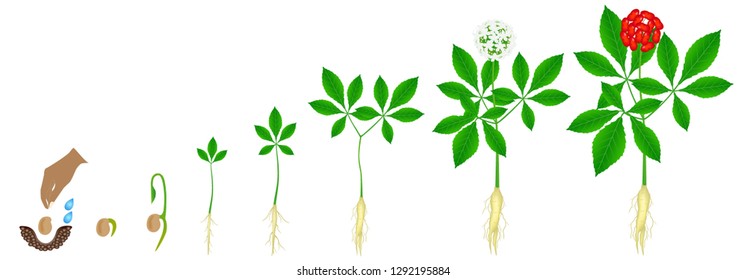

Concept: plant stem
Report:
left=496, top=100, right=522, bottom=124
left=208, top=162, right=214, bottom=214
left=273, top=144, right=281, bottom=205
left=151, top=173, right=168, bottom=251
left=492, top=84, right=500, bottom=189
left=638, top=51, right=648, bottom=186
left=357, top=136, right=364, bottom=197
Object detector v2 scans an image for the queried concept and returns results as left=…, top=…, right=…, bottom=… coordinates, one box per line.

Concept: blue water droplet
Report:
left=64, top=198, right=74, bottom=211
left=63, top=212, right=73, bottom=224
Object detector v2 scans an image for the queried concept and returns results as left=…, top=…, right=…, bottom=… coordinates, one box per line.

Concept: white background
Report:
left=1, top=0, right=745, bottom=279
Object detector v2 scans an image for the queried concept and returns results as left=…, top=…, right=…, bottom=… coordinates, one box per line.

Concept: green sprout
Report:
left=149, top=173, right=168, bottom=251
left=196, top=137, right=227, bottom=255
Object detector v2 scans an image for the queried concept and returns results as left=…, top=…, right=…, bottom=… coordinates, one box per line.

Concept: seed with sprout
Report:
left=474, top=20, right=516, bottom=61
left=96, top=218, right=117, bottom=237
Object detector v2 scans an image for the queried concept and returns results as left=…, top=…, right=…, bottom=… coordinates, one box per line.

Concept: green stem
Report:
left=357, top=136, right=364, bottom=197
left=638, top=51, right=648, bottom=186
left=496, top=100, right=522, bottom=124
left=643, top=88, right=676, bottom=120
left=492, top=84, right=500, bottom=189
left=273, top=144, right=281, bottom=205
left=208, top=162, right=214, bottom=214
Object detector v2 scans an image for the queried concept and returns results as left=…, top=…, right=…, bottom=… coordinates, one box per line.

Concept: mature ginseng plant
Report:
left=433, top=20, right=568, bottom=254
left=569, top=6, right=731, bottom=254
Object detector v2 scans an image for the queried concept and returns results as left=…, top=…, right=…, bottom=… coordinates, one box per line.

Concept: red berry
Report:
left=643, top=33, right=651, bottom=43
left=630, top=43, right=638, bottom=51
left=654, top=17, right=664, bottom=30
left=628, top=9, right=640, bottom=20
left=621, top=34, right=630, bottom=46
left=633, top=16, right=643, bottom=25
left=653, top=30, right=661, bottom=43
left=622, top=20, right=629, bottom=31
left=641, top=42, right=654, bottom=52
left=628, top=25, right=636, bottom=35
left=638, top=23, right=650, bottom=32
left=641, top=11, right=654, bottom=19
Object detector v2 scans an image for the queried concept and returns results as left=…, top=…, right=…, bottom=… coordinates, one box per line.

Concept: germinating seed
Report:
left=96, top=218, right=110, bottom=237
left=147, top=214, right=160, bottom=232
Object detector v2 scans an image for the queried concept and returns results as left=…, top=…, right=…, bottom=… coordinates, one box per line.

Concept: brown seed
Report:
left=147, top=214, right=161, bottom=232
left=96, top=218, right=110, bottom=237
left=39, top=216, right=52, bottom=235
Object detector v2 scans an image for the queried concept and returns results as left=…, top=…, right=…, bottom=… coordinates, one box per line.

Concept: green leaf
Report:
left=481, top=107, right=507, bottom=119
left=601, top=82, right=623, bottom=109
left=597, top=82, right=625, bottom=109
left=679, top=76, right=732, bottom=98
left=197, top=148, right=209, bottom=162
left=150, top=185, right=156, bottom=204
left=437, top=82, right=475, bottom=100
left=528, top=54, right=564, bottom=93
left=631, top=78, right=669, bottom=95
left=213, top=150, right=227, bottom=162
left=567, top=109, right=619, bottom=133
left=628, top=98, right=662, bottom=115
left=481, top=60, right=500, bottom=92
left=630, top=44, right=656, bottom=75
left=347, top=75, right=363, bottom=108
left=672, top=94, right=690, bottom=131
left=521, top=102, right=535, bottom=130
left=630, top=117, right=661, bottom=162
left=592, top=117, right=626, bottom=175
left=459, top=92, right=478, bottom=117
left=278, top=145, right=294, bottom=156
left=259, top=145, right=274, bottom=155
left=269, top=107, right=282, bottom=137
left=528, top=89, right=569, bottom=106
left=207, top=138, right=217, bottom=159
left=331, top=116, right=346, bottom=137
left=657, top=34, right=679, bottom=85
left=599, top=6, right=627, bottom=68
left=309, top=100, right=343, bottom=116
left=512, top=52, right=530, bottom=93
left=574, top=51, right=620, bottom=77
left=351, top=106, right=380, bottom=121
left=322, top=68, right=345, bottom=106
left=486, top=87, right=520, bottom=106
left=679, top=31, right=721, bottom=85
left=389, top=108, right=423, bottom=122
left=433, top=115, right=471, bottom=134
left=381, top=119, right=393, bottom=143
left=255, top=125, right=273, bottom=142
left=279, top=123, right=296, bottom=142
left=482, top=121, right=506, bottom=156
left=374, top=76, right=389, bottom=111
left=452, top=122, right=479, bottom=167
left=390, top=77, right=419, bottom=109
left=452, top=45, right=479, bottom=90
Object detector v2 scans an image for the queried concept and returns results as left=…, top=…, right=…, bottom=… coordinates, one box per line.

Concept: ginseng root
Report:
left=203, top=213, right=216, bottom=255
left=264, top=204, right=287, bottom=255
left=484, top=188, right=507, bottom=254
left=630, top=184, right=654, bottom=255
left=352, top=197, right=367, bottom=255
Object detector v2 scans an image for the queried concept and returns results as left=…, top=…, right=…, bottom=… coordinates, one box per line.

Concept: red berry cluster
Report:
left=620, top=9, right=663, bottom=52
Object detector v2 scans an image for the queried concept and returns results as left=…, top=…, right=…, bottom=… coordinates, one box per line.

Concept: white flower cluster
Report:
left=474, top=20, right=515, bottom=61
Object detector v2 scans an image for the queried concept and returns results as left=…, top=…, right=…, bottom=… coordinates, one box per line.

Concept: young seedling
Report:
left=309, top=68, right=423, bottom=255
left=255, top=107, right=296, bottom=255
left=196, top=137, right=228, bottom=255
left=434, top=20, right=568, bottom=254
left=569, top=6, right=731, bottom=254
left=148, top=173, right=168, bottom=251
